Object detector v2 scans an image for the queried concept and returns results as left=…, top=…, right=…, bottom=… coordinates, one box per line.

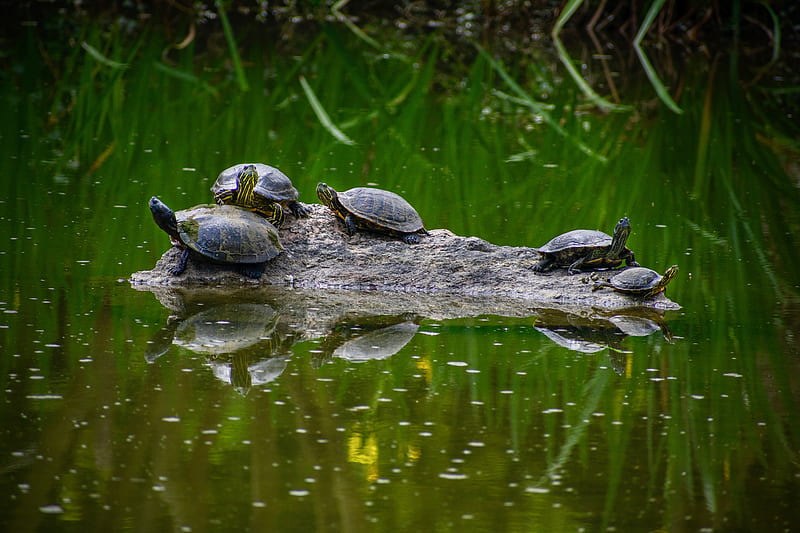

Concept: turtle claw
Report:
left=290, top=201, right=312, bottom=218
left=402, top=233, right=421, bottom=244
left=237, top=262, right=266, bottom=279
left=168, top=249, right=190, bottom=276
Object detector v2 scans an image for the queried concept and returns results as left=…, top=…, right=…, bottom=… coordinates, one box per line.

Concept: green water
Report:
left=2, top=15, right=800, bottom=533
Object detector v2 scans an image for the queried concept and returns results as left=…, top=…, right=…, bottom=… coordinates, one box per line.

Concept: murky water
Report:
left=2, top=15, right=799, bottom=533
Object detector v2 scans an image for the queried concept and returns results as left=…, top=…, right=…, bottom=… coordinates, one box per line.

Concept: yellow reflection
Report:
left=347, top=428, right=379, bottom=482
left=416, top=356, right=433, bottom=383
left=406, top=444, right=421, bottom=463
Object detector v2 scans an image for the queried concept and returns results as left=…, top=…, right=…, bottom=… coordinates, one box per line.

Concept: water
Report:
left=2, top=14, right=800, bottom=532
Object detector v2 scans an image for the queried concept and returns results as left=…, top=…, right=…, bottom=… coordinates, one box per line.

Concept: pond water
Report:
left=2, top=13, right=800, bottom=533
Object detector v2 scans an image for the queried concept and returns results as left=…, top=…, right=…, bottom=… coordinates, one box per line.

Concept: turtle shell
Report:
left=535, top=229, right=612, bottom=253
left=212, top=163, right=299, bottom=203
left=337, top=187, right=425, bottom=233
left=176, top=204, right=283, bottom=264
left=607, top=267, right=663, bottom=292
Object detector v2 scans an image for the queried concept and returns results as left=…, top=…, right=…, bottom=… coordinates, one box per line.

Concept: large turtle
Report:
left=316, top=183, right=429, bottom=244
left=532, top=217, right=639, bottom=274
left=592, top=265, right=679, bottom=298
left=211, top=163, right=310, bottom=227
left=149, top=197, right=283, bottom=279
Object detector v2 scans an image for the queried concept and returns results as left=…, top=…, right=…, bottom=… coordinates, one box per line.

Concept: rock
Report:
left=130, top=204, right=681, bottom=312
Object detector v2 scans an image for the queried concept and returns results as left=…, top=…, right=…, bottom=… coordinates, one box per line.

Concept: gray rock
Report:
left=131, top=204, right=681, bottom=312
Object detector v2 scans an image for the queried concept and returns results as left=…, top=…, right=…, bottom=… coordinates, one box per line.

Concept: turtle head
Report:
left=316, top=182, right=338, bottom=208
left=149, top=196, right=179, bottom=240
left=662, top=265, right=679, bottom=284
left=236, top=164, right=259, bottom=188
left=609, top=217, right=632, bottom=256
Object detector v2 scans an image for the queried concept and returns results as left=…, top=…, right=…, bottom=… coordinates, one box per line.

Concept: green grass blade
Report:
left=633, top=0, right=683, bottom=114
left=475, top=44, right=607, bottom=163
left=216, top=0, right=249, bottom=91
left=81, top=41, right=128, bottom=69
left=551, top=0, right=628, bottom=112
left=152, top=61, right=219, bottom=96
left=760, top=0, right=781, bottom=63
left=299, top=75, right=356, bottom=146
left=331, top=0, right=409, bottom=62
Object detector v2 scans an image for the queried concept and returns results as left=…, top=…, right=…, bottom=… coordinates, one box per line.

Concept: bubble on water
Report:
left=525, top=486, right=550, bottom=494
left=39, top=504, right=64, bottom=514
left=289, top=489, right=309, bottom=496
left=439, top=472, right=467, bottom=480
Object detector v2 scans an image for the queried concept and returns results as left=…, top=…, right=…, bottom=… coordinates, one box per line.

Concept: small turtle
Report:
left=592, top=265, right=679, bottom=297
left=211, top=163, right=310, bottom=227
left=532, top=217, right=639, bottom=274
left=316, top=183, right=429, bottom=244
left=149, top=197, right=283, bottom=279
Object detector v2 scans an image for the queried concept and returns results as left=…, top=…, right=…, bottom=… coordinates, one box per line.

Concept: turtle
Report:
left=316, top=183, right=429, bottom=244
left=592, top=265, right=679, bottom=298
left=532, top=217, right=640, bottom=274
left=149, top=196, right=283, bottom=279
left=211, top=163, right=311, bottom=227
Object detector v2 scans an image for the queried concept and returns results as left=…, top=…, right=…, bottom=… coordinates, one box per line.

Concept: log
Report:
left=130, top=204, right=681, bottom=313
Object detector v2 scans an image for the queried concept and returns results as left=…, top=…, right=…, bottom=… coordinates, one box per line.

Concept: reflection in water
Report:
left=207, top=354, right=288, bottom=392
left=534, top=326, right=618, bottom=354
left=333, top=322, right=419, bottom=362
left=609, top=314, right=674, bottom=343
left=145, top=301, right=290, bottom=394
left=535, top=309, right=675, bottom=374
left=313, top=315, right=420, bottom=365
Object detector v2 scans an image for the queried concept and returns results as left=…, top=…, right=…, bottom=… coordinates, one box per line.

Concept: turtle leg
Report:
left=402, top=232, right=421, bottom=244
left=236, top=262, right=266, bottom=279
left=531, top=256, right=554, bottom=273
left=621, top=249, right=640, bottom=267
left=567, top=256, right=587, bottom=275
left=253, top=203, right=284, bottom=227
left=344, top=214, right=358, bottom=236
left=591, top=281, right=613, bottom=292
left=269, top=204, right=286, bottom=228
left=214, top=190, right=234, bottom=205
left=168, top=249, right=190, bottom=276
left=288, top=200, right=312, bottom=218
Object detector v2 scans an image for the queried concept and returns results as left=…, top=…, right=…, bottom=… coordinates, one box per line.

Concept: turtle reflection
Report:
left=535, top=309, right=675, bottom=375
left=535, top=325, right=622, bottom=354
left=314, top=315, right=420, bottom=366
left=145, top=302, right=291, bottom=394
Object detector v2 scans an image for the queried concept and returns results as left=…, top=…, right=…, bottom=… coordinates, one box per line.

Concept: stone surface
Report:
left=130, top=204, right=681, bottom=312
